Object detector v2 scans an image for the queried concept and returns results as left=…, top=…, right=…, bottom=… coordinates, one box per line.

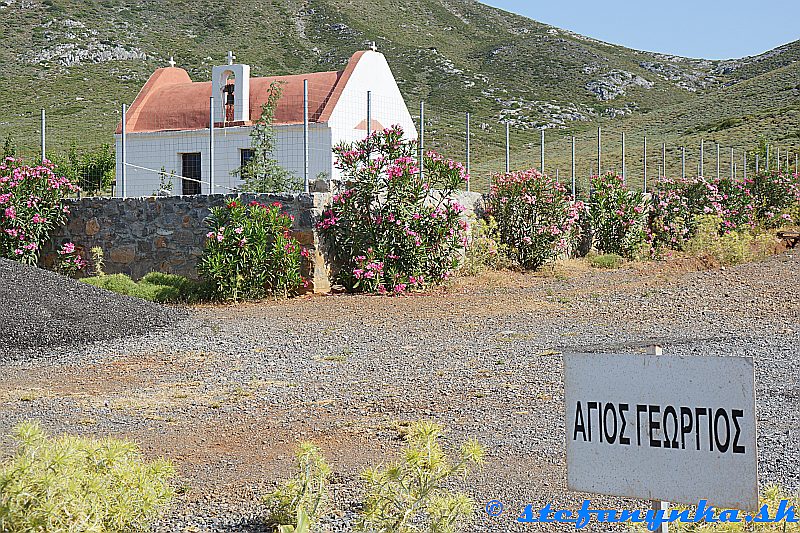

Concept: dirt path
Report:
left=1, top=253, right=798, bottom=531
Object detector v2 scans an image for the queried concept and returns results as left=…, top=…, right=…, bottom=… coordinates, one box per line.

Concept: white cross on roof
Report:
left=226, top=51, right=235, bottom=65
left=168, top=56, right=176, bottom=68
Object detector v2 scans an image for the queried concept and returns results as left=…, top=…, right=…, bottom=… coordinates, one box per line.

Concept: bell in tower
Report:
left=211, top=51, right=250, bottom=125
left=222, top=83, right=235, bottom=123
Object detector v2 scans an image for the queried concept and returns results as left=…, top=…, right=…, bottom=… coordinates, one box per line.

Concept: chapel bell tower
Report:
left=211, top=51, right=250, bottom=125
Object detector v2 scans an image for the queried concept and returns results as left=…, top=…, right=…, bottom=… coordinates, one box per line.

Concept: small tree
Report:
left=239, top=81, right=300, bottom=192
left=2, top=134, right=16, bottom=159
left=54, top=142, right=115, bottom=195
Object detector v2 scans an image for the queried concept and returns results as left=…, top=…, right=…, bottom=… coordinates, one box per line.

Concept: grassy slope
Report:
left=1, top=0, right=798, bottom=190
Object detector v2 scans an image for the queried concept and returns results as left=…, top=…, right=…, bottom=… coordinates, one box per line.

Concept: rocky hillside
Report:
left=1, top=0, right=798, bottom=184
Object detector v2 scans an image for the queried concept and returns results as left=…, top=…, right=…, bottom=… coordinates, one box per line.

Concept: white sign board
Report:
left=564, top=352, right=758, bottom=512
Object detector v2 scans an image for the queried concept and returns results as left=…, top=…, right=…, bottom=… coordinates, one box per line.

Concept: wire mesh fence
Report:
left=6, top=93, right=800, bottom=200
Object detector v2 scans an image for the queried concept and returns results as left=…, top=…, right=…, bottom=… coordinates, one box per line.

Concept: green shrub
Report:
left=460, top=217, right=511, bottom=275
left=586, top=173, right=649, bottom=258
left=0, top=420, right=174, bottom=532
left=53, top=142, right=115, bottom=196
left=81, top=272, right=203, bottom=302
left=198, top=199, right=303, bottom=301
left=357, top=420, right=484, bottom=533
left=263, top=442, right=331, bottom=532
left=685, top=215, right=778, bottom=266
left=317, top=126, right=468, bottom=294
left=486, top=169, right=582, bottom=270
left=587, top=253, right=624, bottom=269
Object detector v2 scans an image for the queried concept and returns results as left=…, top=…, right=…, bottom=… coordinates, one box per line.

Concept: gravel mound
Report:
left=0, top=259, right=186, bottom=353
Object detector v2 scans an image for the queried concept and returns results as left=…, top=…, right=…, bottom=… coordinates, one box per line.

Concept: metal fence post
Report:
left=540, top=128, right=545, bottom=174
left=700, top=140, right=704, bottom=176
left=681, top=146, right=685, bottom=179
left=40, top=109, right=46, bottom=162
left=571, top=135, right=576, bottom=198
left=465, top=112, right=470, bottom=191
left=597, top=127, right=602, bottom=176
left=366, top=90, right=372, bottom=136
left=304, top=80, right=310, bottom=193
left=419, top=101, right=424, bottom=180
left=716, top=143, right=720, bottom=179
left=209, top=97, right=215, bottom=194
left=121, top=104, right=127, bottom=198
left=796, top=153, right=798, bottom=175
left=505, top=122, right=510, bottom=173
left=621, top=132, right=626, bottom=184
left=661, top=143, right=666, bottom=178
left=755, top=154, right=759, bottom=174
left=643, top=135, right=647, bottom=192
left=730, top=147, right=734, bottom=179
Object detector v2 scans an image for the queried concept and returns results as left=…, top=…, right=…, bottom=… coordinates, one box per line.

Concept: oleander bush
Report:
left=0, top=157, right=78, bottom=264
left=586, top=173, right=649, bottom=258
left=0, top=421, right=174, bottom=532
left=198, top=199, right=305, bottom=301
left=318, top=126, right=469, bottom=294
left=486, top=169, right=582, bottom=270
left=746, top=171, right=800, bottom=227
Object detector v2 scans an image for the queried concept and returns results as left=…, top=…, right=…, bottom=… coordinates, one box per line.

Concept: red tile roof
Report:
left=117, top=51, right=366, bottom=134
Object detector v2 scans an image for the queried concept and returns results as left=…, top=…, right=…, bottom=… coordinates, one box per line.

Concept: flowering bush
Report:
left=0, top=157, right=78, bottom=264
left=587, top=173, right=649, bottom=258
left=746, top=171, right=800, bottom=227
left=198, top=199, right=305, bottom=300
left=318, top=126, right=468, bottom=294
left=486, top=169, right=582, bottom=270
left=647, top=176, right=695, bottom=251
left=649, top=175, right=766, bottom=252
left=54, top=242, right=87, bottom=277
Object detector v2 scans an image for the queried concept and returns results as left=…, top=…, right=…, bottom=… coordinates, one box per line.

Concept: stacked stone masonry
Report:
left=43, top=191, right=483, bottom=294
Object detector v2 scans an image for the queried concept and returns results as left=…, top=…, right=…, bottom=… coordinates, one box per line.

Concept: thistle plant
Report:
left=0, top=421, right=175, bottom=532
left=263, top=442, right=332, bottom=532
left=357, top=421, right=485, bottom=533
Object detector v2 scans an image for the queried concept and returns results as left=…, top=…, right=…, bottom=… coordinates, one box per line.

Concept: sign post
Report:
left=564, top=346, right=758, bottom=519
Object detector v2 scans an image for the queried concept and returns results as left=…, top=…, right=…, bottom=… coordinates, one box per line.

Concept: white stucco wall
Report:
left=327, top=50, right=418, bottom=153
left=116, top=51, right=416, bottom=195
left=115, top=124, right=332, bottom=197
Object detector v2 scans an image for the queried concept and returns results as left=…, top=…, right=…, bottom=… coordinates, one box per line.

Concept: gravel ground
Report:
left=0, top=258, right=185, bottom=352
left=0, top=253, right=798, bottom=532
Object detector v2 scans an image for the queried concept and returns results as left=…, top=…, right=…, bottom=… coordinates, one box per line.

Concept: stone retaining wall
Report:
left=43, top=191, right=483, bottom=294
